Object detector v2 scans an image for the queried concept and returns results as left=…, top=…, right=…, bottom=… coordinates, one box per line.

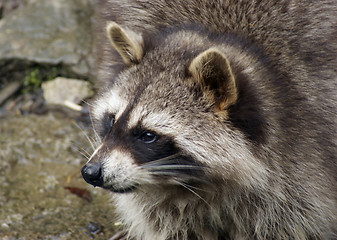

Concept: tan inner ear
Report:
left=189, top=48, right=238, bottom=111
left=106, top=21, right=144, bottom=65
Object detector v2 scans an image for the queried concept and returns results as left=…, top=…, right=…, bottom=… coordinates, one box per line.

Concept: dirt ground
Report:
left=0, top=112, right=122, bottom=239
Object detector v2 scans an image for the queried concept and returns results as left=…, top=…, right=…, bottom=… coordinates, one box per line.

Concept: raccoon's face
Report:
left=81, top=22, right=268, bottom=193
left=83, top=64, right=210, bottom=193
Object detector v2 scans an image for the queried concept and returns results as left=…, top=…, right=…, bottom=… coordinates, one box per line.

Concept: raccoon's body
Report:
left=82, top=1, right=337, bottom=239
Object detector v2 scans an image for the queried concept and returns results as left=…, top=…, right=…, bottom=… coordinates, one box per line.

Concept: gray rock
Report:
left=0, top=0, right=29, bottom=18
left=0, top=0, right=96, bottom=77
left=42, top=77, right=93, bottom=107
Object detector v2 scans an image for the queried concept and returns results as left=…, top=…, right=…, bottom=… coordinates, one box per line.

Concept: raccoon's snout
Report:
left=81, top=162, right=104, bottom=187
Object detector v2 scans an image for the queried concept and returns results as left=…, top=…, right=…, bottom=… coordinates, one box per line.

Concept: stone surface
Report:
left=42, top=77, right=94, bottom=106
left=0, top=0, right=29, bottom=18
left=0, top=0, right=96, bottom=78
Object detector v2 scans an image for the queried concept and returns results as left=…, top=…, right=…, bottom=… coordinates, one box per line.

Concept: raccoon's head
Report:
left=81, top=22, right=268, bottom=194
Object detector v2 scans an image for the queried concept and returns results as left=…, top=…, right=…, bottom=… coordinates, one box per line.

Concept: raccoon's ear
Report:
left=188, top=48, right=238, bottom=111
left=106, top=21, right=144, bottom=66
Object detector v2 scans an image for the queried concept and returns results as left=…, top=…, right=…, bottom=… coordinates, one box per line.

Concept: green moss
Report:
left=21, top=65, right=85, bottom=93
left=23, top=69, right=42, bottom=93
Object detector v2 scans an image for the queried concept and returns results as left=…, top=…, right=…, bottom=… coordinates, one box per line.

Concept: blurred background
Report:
left=0, top=0, right=121, bottom=239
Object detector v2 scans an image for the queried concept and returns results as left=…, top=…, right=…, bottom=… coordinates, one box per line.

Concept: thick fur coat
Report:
left=81, top=1, right=337, bottom=239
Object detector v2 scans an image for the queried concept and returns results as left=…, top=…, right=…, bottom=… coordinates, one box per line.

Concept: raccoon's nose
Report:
left=81, top=162, right=103, bottom=187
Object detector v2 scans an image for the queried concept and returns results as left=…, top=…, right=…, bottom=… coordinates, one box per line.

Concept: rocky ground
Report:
left=0, top=1, right=123, bottom=239
left=0, top=112, right=122, bottom=240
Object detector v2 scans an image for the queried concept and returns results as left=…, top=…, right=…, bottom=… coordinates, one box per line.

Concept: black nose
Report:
left=81, top=162, right=103, bottom=187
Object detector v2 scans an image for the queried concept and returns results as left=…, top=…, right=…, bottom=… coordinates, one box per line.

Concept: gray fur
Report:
left=86, top=1, right=337, bottom=239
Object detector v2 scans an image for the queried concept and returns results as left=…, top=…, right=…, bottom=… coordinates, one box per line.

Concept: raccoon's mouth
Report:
left=103, top=185, right=137, bottom=194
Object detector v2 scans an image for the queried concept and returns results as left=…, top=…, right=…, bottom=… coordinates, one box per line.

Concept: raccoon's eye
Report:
left=99, top=113, right=116, bottom=138
left=108, top=114, right=115, bottom=127
left=139, top=131, right=158, bottom=144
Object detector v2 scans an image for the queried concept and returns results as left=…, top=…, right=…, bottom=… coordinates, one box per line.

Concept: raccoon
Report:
left=82, top=1, right=337, bottom=239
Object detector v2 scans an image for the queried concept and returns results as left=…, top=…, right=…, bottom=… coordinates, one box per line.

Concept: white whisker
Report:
left=143, top=164, right=203, bottom=171
left=78, top=150, right=90, bottom=160
left=175, top=181, right=211, bottom=193
left=71, top=142, right=91, bottom=160
left=140, top=153, right=181, bottom=167
left=81, top=99, right=93, bottom=107
left=73, top=122, right=97, bottom=151
left=88, top=109, right=101, bottom=146
left=175, top=181, right=212, bottom=208
left=147, top=170, right=209, bottom=184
